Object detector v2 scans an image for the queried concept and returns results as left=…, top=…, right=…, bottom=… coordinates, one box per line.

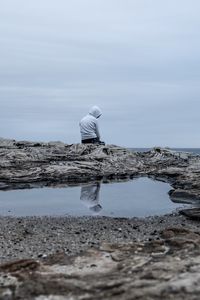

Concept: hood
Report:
left=90, top=204, right=102, bottom=213
left=89, top=106, right=102, bottom=118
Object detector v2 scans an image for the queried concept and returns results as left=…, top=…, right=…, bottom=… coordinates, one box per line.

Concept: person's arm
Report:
left=95, top=120, right=101, bottom=139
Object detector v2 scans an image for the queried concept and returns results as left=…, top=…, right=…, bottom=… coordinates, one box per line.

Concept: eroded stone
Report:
left=0, top=227, right=200, bottom=299
left=1, top=139, right=200, bottom=208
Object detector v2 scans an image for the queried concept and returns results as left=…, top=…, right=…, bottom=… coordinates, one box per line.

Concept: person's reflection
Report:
left=80, top=182, right=102, bottom=214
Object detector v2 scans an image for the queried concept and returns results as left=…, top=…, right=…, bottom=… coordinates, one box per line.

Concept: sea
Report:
left=130, top=148, right=200, bottom=155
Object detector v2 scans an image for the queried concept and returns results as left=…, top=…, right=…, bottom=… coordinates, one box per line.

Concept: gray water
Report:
left=0, top=178, right=187, bottom=217
left=131, top=148, right=200, bottom=155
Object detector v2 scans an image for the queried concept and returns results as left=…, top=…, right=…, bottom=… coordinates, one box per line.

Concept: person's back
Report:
left=79, top=106, right=105, bottom=144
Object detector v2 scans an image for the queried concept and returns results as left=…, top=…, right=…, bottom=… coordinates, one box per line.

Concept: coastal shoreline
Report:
left=0, top=213, right=200, bottom=299
left=0, top=212, right=197, bottom=264
left=1, top=139, right=200, bottom=298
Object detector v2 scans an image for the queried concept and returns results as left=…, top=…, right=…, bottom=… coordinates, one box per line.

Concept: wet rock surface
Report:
left=180, top=208, right=200, bottom=220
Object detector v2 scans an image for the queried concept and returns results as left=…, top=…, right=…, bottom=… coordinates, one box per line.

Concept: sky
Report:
left=0, top=0, right=200, bottom=147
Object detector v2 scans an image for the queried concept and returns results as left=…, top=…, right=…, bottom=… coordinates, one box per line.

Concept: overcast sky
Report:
left=0, top=0, right=200, bottom=147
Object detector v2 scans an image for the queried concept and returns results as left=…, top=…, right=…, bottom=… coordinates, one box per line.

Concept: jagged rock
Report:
left=2, top=139, right=200, bottom=299
left=1, top=139, right=200, bottom=206
left=0, top=139, right=141, bottom=187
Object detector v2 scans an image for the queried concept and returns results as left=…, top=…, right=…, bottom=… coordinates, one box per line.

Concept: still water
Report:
left=0, top=178, right=186, bottom=217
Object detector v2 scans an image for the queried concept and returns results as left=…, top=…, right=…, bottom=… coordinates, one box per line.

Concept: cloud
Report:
left=0, top=0, right=200, bottom=146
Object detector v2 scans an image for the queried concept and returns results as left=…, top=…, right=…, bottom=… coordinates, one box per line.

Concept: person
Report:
left=79, top=106, right=105, bottom=144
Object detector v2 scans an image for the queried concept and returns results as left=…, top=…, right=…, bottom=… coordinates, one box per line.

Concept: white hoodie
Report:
left=79, top=106, right=102, bottom=140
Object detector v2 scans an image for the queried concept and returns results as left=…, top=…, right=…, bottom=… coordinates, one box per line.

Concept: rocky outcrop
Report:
left=0, top=227, right=200, bottom=299
left=0, top=139, right=200, bottom=205
left=0, top=139, right=141, bottom=189
left=1, top=139, right=200, bottom=298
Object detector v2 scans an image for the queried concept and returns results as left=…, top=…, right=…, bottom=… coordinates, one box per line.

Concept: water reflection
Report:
left=0, top=178, right=187, bottom=217
left=80, top=182, right=102, bottom=214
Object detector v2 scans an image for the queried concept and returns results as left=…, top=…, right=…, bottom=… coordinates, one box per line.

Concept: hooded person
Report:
left=79, top=106, right=105, bottom=144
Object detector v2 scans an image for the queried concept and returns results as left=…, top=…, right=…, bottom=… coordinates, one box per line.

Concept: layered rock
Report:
left=0, top=227, right=200, bottom=299
left=0, top=139, right=200, bottom=204
left=0, top=139, right=141, bottom=189
left=1, top=139, right=200, bottom=298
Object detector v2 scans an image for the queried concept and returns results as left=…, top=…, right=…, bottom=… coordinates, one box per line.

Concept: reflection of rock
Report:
left=1, top=139, right=200, bottom=206
left=80, top=182, right=102, bottom=214
left=1, top=227, right=200, bottom=299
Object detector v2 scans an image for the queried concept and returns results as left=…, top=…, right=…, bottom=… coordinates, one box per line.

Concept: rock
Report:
left=169, top=189, right=200, bottom=203
left=0, top=259, right=40, bottom=273
left=180, top=208, right=200, bottom=220
left=0, top=227, right=200, bottom=299
left=1, top=139, right=200, bottom=298
left=0, top=139, right=140, bottom=188
left=1, top=139, right=200, bottom=206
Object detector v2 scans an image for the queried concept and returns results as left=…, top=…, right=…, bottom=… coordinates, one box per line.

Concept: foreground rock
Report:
left=1, top=139, right=200, bottom=207
left=0, top=220, right=200, bottom=300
